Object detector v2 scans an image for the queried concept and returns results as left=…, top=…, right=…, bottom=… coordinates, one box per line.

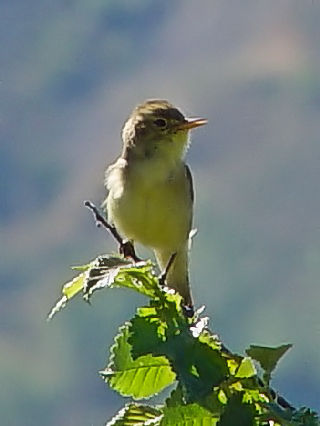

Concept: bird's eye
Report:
left=153, top=118, right=167, bottom=128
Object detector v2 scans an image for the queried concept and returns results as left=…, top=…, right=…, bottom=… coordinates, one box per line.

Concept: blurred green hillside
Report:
left=1, top=1, right=320, bottom=425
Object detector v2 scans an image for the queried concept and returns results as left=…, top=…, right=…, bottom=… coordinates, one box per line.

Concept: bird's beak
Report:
left=176, top=117, right=208, bottom=131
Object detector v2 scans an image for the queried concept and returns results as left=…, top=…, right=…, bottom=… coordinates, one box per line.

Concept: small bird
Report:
left=104, top=100, right=207, bottom=307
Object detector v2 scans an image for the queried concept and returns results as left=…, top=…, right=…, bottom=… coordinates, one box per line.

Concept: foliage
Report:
left=50, top=255, right=320, bottom=425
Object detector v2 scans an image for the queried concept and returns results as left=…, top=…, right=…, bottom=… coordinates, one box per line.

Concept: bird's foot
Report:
left=119, top=240, right=141, bottom=262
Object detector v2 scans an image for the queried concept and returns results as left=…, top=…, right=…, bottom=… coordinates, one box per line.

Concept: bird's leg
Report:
left=157, top=250, right=194, bottom=318
left=84, top=201, right=141, bottom=261
left=158, top=252, right=177, bottom=287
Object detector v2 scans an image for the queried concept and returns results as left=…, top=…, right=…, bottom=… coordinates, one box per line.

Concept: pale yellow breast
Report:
left=106, top=158, right=192, bottom=251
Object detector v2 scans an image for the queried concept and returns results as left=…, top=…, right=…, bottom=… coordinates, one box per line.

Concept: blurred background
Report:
left=1, top=0, right=320, bottom=424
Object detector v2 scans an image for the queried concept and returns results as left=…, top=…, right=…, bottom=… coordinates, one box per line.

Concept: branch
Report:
left=84, top=201, right=140, bottom=261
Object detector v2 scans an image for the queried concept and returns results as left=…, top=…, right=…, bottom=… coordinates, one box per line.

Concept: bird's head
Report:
left=121, top=100, right=207, bottom=162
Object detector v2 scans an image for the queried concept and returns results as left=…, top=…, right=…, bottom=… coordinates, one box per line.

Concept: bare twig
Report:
left=84, top=201, right=140, bottom=262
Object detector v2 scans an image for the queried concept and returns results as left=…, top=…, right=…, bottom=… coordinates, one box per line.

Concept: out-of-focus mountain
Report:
left=1, top=1, right=320, bottom=424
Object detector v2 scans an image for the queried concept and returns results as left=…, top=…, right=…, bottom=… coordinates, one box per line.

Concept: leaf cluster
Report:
left=49, top=255, right=319, bottom=425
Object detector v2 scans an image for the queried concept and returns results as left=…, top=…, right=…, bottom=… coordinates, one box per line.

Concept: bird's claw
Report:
left=119, top=240, right=141, bottom=262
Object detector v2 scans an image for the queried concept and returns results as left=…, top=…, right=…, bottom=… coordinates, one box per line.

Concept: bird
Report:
left=104, top=99, right=207, bottom=308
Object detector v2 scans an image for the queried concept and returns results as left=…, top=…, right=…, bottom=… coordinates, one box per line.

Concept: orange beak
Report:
left=176, top=117, right=208, bottom=131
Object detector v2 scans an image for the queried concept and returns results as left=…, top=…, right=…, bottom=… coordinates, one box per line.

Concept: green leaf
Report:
left=235, top=357, right=256, bottom=379
left=129, top=313, right=166, bottom=358
left=106, top=403, right=163, bottom=426
left=161, top=403, right=219, bottom=425
left=291, top=407, right=320, bottom=425
left=71, top=263, right=92, bottom=271
left=127, top=297, right=228, bottom=402
left=217, top=389, right=228, bottom=405
left=114, top=262, right=158, bottom=297
left=217, top=394, right=255, bottom=426
left=128, top=291, right=188, bottom=359
left=246, top=344, right=292, bottom=384
left=170, top=335, right=228, bottom=402
left=132, top=297, right=228, bottom=401
left=242, top=388, right=269, bottom=405
left=47, top=271, right=87, bottom=320
left=197, top=330, right=221, bottom=352
left=63, top=272, right=87, bottom=299
left=48, top=255, right=159, bottom=319
left=101, top=324, right=176, bottom=399
left=165, top=385, right=184, bottom=408
left=83, top=255, right=158, bottom=299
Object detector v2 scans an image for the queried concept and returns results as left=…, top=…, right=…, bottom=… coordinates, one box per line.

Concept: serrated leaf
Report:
left=47, top=271, right=87, bottom=320
left=83, top=256, right=158, bottom=300
left=128, top=298, right=228, bottom=402
left=48, top=255, right=128, bottom=319
left=102, top=324, right=176, bottom=399
left=129, top=314, right=165, bottom=358
left=246, top=344, right=292, bottom=375
left=128, top=293, right=188, bottom=359
left=49, top=255, right=159, bottom=319
left=63, top=272, right=87, bottom=299
left=128, top=298, right=184, bottom=358
left=161, top=403, right=219, bottom=425
left=115, top=263, right=158, bottom=297
left=159, top=331, right=229, bottom=403
left=107, top=403, right=163, bottom=426
left=235, top=357, right=256, bottom=378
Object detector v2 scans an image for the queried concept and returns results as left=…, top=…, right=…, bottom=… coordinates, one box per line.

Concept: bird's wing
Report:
left=184, top=164, right=194, bottom=204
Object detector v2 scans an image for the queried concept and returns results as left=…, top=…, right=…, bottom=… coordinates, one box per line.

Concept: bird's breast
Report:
left=106, top=160, right=192, bottom=250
